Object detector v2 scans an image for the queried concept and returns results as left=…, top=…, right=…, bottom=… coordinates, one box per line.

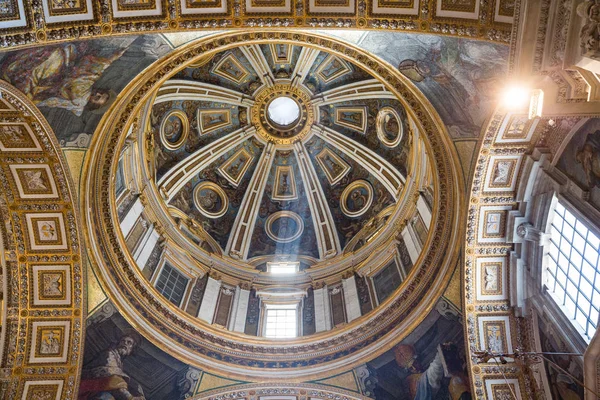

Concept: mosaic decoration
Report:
left=193, top=181, right=229, bottom=218
left=212, top=53, right=250, bottom=84
left=217, top=147, right=253, bottom=187
left=340, top=180, right=373, bottom=217
left=32, top=264, right=71, bottom=306
left=29, top=320, right=70, bottom=364
left=272, top=165, right=297, bottom=201
left=25, top=212, right=69, bottom=251
left=476, top=205, right=511, bottom=243
left=198, top=109, right=231, bottom=135
left=462, top=110, right=541, bottom=399
left=376, top=107, right=403, bottom=147
left=0, top=0, right=514, bottom=51
left=265, top=210, right=304, bottom=243
left=315, top=147, right=351, bottom=185
left=317, top=55, right=352, bottom=84
left=112, top=0, right=162, bottom=18
left=334, top=107, right=368, bottom=134
left=42, top=0, right=94, bottom=23
left=0, top=80, right=84, bottom=400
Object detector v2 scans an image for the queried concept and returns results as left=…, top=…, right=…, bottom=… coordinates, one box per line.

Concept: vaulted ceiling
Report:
left=149, top=43, right=414, bottom=265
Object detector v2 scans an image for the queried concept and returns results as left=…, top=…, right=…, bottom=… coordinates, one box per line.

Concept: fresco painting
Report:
left=0, top=35, right=171, bottom=148
left=556, top=118, right=600, bottom=210
left=358, top=32, right=509, bottom=138
left=79, top=303, right=197, bottom=400
left=367, top=306, right=471, bottom=400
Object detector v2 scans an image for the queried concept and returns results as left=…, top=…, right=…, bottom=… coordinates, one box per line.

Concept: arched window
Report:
left=545, top=200, right=600, bottom=341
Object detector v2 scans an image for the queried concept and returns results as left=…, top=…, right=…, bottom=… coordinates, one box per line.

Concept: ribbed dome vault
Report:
left=83, top=31, right=462, bottom=381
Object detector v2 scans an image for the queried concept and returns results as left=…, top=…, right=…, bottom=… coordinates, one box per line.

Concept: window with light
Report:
left=546, top=201, right=600, bottom=341
left=264, top=305, right=298, bottom=338
left=267, top=261, right=299, bottom=274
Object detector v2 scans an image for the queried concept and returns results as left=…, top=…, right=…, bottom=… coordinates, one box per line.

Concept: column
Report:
left=343, top=276, right=361, bottom=322
left=198, top=277, right=221, bottom=324
left=120, top=197, right=143, bottom=237
left=314, top=286, right=332, bottom=333
left=228, top=286, right=250, bottom=333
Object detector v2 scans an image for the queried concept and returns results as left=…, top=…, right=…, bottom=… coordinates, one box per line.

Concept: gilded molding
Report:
left=81, top=30, right=463, bottom=380
left=0, top=80, right=85, bottom=400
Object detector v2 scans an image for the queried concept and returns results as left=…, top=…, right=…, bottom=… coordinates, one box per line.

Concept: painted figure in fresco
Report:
left=78, top=332, right=146, bottom=400
left=575, top=130, right=600, bottom=188
left=321, top=58, right=344, bottom=80
left=322, top=153, right=343, bottom=176
left=0, top=43, right=126, bottom=116
left=395, top=343, right=471, bottom=400
left=220, top=60, right=243, bottom=80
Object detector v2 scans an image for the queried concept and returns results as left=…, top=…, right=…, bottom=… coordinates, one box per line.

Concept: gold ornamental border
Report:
left=81, top=30, right=464, bottom=381
left=252, top=83, right=314, bottom=145
left=0, top=80, right=85, bottom=400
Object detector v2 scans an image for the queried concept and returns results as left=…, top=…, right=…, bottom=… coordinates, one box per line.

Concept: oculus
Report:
left=340, top=180, right=374, bottom=218
left=252, top=83, right=313, bottom=144
left=193, top=181, right=229, bottom=218
left=265, top=211, right=304, bottom=243
left=160, top=110, right=188, bottom=150
left=376, top=107, right=403, bottom=148
left=267, top=96, right=300, bottom=127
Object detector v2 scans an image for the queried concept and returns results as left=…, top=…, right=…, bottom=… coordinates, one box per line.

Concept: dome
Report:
left=151, top=41, right=413, bottom=268
left=83, top=31, right=461, bottom=380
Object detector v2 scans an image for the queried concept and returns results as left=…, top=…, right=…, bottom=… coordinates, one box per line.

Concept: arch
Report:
left=0, top=80, right=85, bottom=399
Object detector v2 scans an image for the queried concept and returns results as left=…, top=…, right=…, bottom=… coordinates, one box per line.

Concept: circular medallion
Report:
left=376, top=107, right=403, bottom=148
left=340, top=180, right=374, bottom=217
left=193, top=181, right=228, bottom=218
left=265, top=211, right=304, bottom=243
left=160, top=110, right=189, bottom=150
left=251, top=84, right=314, bottom=145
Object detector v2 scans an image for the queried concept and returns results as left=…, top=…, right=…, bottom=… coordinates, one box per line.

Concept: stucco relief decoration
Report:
left=577, top=0, right=600, bottom=60
left=0, top=80, right=84, bottom=400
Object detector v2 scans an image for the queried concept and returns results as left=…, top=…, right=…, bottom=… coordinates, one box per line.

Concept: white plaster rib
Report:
left=226, top=142, right=275, bottom=260
left=155, top=80, right=255, bottom=106
left=157, top=126, right=255, bottom=202
left=293, top=142, right=341, bottom=259
left=313, top=124, right=405, bottom=199
left=291, top=48, right=321, bottom=88
left=312, top=79, right=395, bottom=106
left=240, top=44, right=275, bottom=87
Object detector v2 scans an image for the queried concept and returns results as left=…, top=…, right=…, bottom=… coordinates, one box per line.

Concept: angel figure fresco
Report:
left=0, top=42, right=127, bottom=116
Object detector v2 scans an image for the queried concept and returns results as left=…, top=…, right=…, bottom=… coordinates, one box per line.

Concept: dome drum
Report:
left=83, top=30, right=462, bottom=380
